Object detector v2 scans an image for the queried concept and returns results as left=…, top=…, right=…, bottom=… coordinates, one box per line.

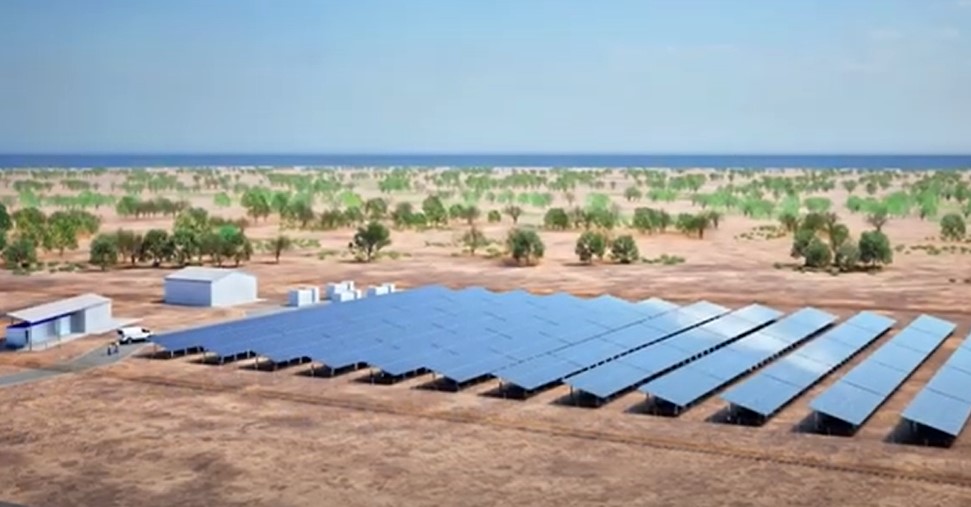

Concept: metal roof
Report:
left=164, top=266, right=249, bottom=282
left=5, top=293, right=110, bottom=324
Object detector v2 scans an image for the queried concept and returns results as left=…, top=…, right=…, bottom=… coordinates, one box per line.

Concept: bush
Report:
left=348, top=221, right=391, bottom=262
left=575, top=231, right=607, bottom=263
left=804, top=238, right=832, bottom=268
left=543, top=207, right=571, bottom=230
left=487, top=210, right=501, bottom=223
left=506, top=228, right=544, bottom=265
left=940, top=213, right=966, bottom=241
left=835, top=242, right=860, bottom=272
left=609, top=235, right=640, bottom=264
left=859, top=230, right=893, bottom=267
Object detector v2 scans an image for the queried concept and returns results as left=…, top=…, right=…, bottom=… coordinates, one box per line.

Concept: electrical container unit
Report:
left=288, top=288, right=320, bottom=307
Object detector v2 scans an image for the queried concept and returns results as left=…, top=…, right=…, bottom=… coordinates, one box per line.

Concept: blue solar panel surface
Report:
left=153, top=286, right=697, bottom=387
left=901, top=332, right=971, bottom=436
left=721, top=312, right=896, bottom=417
left=639, top=307, right=837, bottom=407
left=492, top=301, right=721, bottom=390
left=562, top=304, right=783, bottom=399
left=810, top=314, right=956, bottom=426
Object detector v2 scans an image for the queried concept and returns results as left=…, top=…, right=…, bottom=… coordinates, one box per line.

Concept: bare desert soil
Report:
left=2, top=168, right=971, bottom=506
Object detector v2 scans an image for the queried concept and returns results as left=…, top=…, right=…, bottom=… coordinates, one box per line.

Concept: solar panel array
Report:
left=152, top=286, right=971, bottom=443
left=721, top=311, right=896, bottom=418
left=493, top=301, right=730, bottom=391
left=563, top=304, right=783, bottom=399
left=640, top=307, right=838, bottom=408
left=154, top=286, right=694, bottom=384
left=901, top=332, right=971, bottom=437
left=809, top=315, right=956, bottom=427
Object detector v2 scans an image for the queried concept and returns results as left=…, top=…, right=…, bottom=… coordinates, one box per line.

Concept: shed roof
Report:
left=165, top=266, right=249, bottom=282
left=5, top=293, right=110, bottom=324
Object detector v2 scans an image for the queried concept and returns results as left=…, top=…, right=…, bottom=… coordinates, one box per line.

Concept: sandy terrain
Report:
left=2, top=167, right=971, bottom=506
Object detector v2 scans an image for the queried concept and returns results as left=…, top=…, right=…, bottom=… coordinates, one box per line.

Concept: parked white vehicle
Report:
left=116, top=326, right=152, bottom=344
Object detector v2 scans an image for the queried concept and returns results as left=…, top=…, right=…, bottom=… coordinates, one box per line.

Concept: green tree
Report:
left=349, top=221, right=391, bottom=262
left=575, top=230, right=607, bottom=263
left=391, top=202, right=414, bottom=228
left=285, top=199, right=316, bottom=229
left=3, top=236, right=37, bottom=269
left=624, top=186, right=643, bottom=202
left=804, top=238, right=832, bottom=268
left=115, top=229, right=144, bottom=266
left=0, top=202, right=11, bottom=232
left=11, top=207, right=48, bottom=248
left=461, top=226, right=490, bottom=256
left=940, top=213, right=966, bottom=241
left=778, top=212, right=800, bottom=234
left=241, top=189, right=272, bottom=222
left=487, top=210, right=501, bottom=223
left=141, top=229, right=172, bottom=267
left=270, top=235, right=292, bottom=263
left=503, top=205, right=523, bottom=225
left=364, top=197, right=388, bottom=220
left=170, top=228, right=200, bottom=266
left=543, top=207, right=571, bottom=230
left=115, top=195, right=139, bottom=217
left=835, top=242, right=860, bottom=272
left=609, top=234, right=640, bottom=264
left=858, top=230, right=893, bottom=267
left=458, top=205, right=481, bottom=225
left=48, top=212, right=79, bottom=256
left=89, top=233, right=119, bottom=271
left=842, top=180, right=858, bottom=194
left=422, top=195, right=448, bottom=226
left=505, top=228, right=544, bottom=265
left=866, top=206, right=889, bottom=232
left=790, top=228, right=816, bottom=260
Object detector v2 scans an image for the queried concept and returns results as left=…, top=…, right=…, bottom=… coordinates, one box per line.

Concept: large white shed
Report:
left=4, top=293, right=116, bottom=349
left=164, top=267, right=258, bottom=307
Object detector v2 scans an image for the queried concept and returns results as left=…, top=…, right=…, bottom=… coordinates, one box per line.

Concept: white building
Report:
left=4, top=293, right=116, bottom=349
left=164, top=267, right=258, bottom=307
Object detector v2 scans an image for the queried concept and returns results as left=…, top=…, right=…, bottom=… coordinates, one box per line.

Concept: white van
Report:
left=116, top=326, right=152, bottom=344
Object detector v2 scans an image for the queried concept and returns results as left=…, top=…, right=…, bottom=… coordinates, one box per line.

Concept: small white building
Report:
left=4, top=293, right=116, bottom=349
left=164, top=267, right=258, bottom=308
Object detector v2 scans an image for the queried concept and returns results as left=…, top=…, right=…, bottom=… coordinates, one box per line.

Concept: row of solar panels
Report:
left=151, top=287, right=968, bottom=438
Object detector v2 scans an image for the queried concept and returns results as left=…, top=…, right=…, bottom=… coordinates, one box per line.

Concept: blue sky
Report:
left=1, top=0, right=970, bottom=154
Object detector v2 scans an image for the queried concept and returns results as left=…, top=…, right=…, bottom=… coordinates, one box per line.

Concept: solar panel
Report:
left=640, top=308, right=836, bottom=408
left=564, top=304, right=781, bottom=401
left=810, top=314, right=954, bottom=428
left=900, top=332, right=971, bottom=437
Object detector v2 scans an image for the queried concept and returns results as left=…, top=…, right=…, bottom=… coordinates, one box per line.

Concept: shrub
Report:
left=609, top=235, right=640, bottom=264
left=575, top=230, right=607, bottom=263
left=940, top=213, right=966, bottom=241
left=804, top=238, right=832, bottom=268
left=506, top=228, right=544, bottom=265
left=543, top=207, right=571, bottom=230
left=859, top=230, right=893, bottom=267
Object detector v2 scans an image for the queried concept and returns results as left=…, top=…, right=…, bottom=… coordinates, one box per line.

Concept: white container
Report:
left=333, top=291, right=356, bottom=303
left=309, top=287, right=320, bottom=303
left=325, top=282, right=351, bottom=300
left=288, top=288, right=316, bottom=307
left=367, top=286, right=390, bottom=297
left=382, top=283, right=397, bottom=293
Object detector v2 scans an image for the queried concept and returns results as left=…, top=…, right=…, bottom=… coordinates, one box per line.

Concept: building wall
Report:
left=210, top=273, right=258, bottom=307
left=5, top=327, right=28, bottom=348
left=164, top=279, right=213, bottom=307
left=82, top=301, right=114, bottom=332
